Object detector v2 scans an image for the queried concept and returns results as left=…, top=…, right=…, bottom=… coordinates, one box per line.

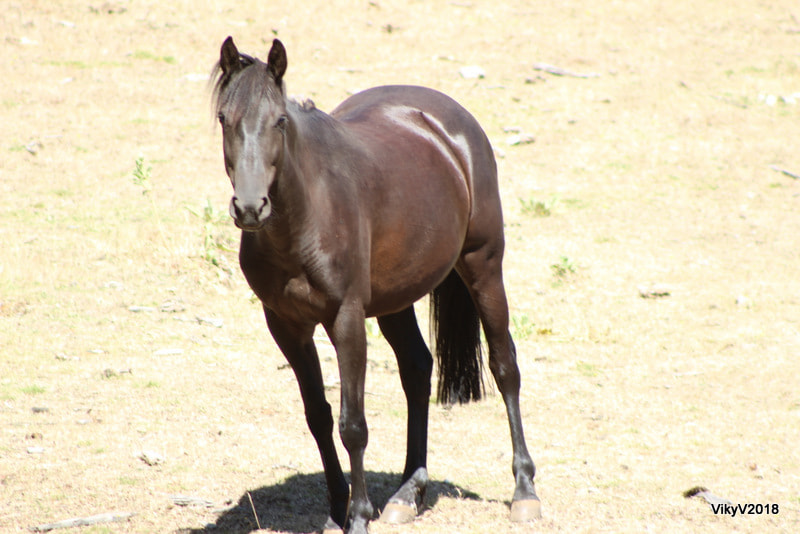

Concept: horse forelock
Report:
left=212, top=53, right=252, bottom=108
left=212, top=54, right=286, bottom=118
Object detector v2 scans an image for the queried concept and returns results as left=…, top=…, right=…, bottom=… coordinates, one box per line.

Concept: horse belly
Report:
left=366, top=249, right=459, bottom=317
left=365, top=179, right=468, bottom=317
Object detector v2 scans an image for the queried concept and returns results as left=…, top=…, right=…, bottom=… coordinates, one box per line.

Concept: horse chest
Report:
left=281, top=275, right=326, bottom=315
left=246, top=265, right=330, bottom=323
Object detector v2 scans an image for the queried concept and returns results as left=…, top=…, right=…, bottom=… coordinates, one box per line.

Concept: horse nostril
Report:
left=229, top=195, right=271, bottom=230
left=229, top=196, right=241, bottom=219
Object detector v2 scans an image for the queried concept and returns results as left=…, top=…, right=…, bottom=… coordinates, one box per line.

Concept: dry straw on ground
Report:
left=2, top=1, right=799, bottom=533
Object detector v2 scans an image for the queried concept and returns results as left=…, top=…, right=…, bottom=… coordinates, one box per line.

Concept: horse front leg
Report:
left=264, top=307, right=349, bottom=531
left=324, top=301, right=374, bottom=534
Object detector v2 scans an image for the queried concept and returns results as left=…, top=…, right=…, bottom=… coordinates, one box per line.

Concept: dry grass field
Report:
left=2, top=1, right=799, bottom=532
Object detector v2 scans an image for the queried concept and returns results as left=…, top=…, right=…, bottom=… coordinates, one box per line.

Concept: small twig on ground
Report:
left=246, top=491, right=262, bottom=530
left=638, top=283, right=671, bottom=299
left=709, top=94, right=748, bottom=109
left=169, top=494, right=216, bottom=508
left=29, top=512, right=134, bottom=532
left=770, top=165, right=800, bottom=180
left=532, top=62, right=600, bottom=78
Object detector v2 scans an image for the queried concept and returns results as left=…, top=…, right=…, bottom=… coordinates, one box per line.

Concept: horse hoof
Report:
left=510, top=498, right=542, bottom=522
left=380, top=501, right=417, bottom=524
left=321, top=516, right=344, bottom=533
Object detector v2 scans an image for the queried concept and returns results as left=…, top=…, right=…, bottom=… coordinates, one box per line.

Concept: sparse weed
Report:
left=132, top=156, right=170, bottom=251
left=132, top=50, right=177, bottom=64
left=519, top=196, right=556, bottom=217
left=511, top=313, right=535, bottom=340
left=132, top=156, right=152, bottom=194
left=551, top=256, right=577, bottom=280
left=186, top=199, right=236, bottom=272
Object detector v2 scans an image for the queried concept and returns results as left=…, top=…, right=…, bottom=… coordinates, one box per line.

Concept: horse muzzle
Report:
left=229, top=195, right=271, bottom=231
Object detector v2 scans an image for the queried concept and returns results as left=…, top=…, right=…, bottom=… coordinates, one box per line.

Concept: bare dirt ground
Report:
left=2, top=1, right=799, bottom=533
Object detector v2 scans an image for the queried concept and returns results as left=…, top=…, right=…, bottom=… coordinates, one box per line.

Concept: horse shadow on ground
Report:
left=183, top=471, right=482, bottom=533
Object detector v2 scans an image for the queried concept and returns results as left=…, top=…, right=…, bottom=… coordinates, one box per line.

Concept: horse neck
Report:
left=256, top=105, right=337, bottom=253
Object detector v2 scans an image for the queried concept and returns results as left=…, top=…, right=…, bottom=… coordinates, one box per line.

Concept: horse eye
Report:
left=275, top=115, right=288, bottom=130
left=217, top=112, right=225, bottom=124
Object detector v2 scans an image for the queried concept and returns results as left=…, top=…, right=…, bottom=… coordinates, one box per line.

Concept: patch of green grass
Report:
left=41, top=59, right=89, bottom=69
left=0, top=382, right=15, bottom=401
left=519, top=196, right=556, bottom=217
left=511, top=313, right=535, bottom=340
left=132, top=50, right=176, bottom=64
left=740, top=65, right=767, bottom=75
left=551, top=256, right=577, bottom=279
left=576, top=361, right=599, bottom=377
left=594, top=235, right=618, bottom=244
left=21, top=384, right=46, bottom=395
left=37, top=58, right=128, bottom=70
left=132, top=50, right=156, bottom=60
left=605, top=160, right=632, bottom=171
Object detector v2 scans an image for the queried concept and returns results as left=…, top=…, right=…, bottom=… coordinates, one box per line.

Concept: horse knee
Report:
left=339, top=412, right=368, bottom=452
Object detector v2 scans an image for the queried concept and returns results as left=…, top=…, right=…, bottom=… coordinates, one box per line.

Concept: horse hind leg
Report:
left=456, top=247, right=542, bottom=521
left=376, top=306, right=432, bottom=524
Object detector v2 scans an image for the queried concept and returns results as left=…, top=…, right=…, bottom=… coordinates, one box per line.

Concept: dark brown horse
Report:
left=212, top=36, right=540, bottom=534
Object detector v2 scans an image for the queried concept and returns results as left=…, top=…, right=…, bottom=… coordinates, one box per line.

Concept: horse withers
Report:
left=211, top=36, right=541, bottom=534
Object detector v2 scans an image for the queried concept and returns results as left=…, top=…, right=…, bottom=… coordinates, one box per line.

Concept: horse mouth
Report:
left=232, top=217, right=269, bottom=232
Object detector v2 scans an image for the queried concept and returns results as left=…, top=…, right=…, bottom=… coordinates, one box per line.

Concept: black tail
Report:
left=430, top=269, right=484, bottom=404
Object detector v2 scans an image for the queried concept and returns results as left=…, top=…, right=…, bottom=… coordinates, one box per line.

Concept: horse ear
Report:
left=267, top=39, right=287, bottom=85
left=220, top=36, right=240, bottom=76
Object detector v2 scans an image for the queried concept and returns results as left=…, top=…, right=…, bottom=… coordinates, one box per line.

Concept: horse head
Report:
left=214, top=37, right=288, bottom=231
